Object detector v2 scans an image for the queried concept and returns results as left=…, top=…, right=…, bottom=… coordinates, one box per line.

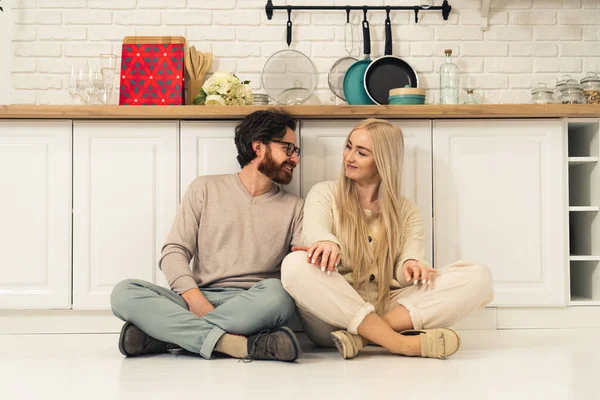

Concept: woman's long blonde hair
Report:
left=335, top=119, right=407, bottom=315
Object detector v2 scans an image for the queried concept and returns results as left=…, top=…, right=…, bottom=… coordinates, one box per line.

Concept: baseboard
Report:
left=2, top=306, right=599, bottom=334
left=0, top=310, right=122, bottom=334
left=498, top=306, right=600, bottom=329
left=451, top=308, right=498, bottom=330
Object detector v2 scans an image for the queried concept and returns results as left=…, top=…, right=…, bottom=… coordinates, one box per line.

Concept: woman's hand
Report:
left=308, top=241, right=341, bottom=275
left=402, top=259, right=437, bottom=286
left=293, top=241, right=340, bottom=275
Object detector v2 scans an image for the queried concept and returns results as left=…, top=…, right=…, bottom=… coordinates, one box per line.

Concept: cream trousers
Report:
left=281, top=251, right=494, bottom=347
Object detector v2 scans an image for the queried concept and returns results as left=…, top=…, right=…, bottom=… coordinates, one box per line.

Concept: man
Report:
left=110, top=109, right=304, bottom=362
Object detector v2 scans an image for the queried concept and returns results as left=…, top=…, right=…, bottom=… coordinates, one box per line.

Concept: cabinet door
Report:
left=433, top=119, right=567, bottom=306
left=180, top=121, right=300, bottom=197
left=73, top=121, right=178, bottom=309
left=0, top=121, right=71, bottom=308
left=300, top=120, right=433, bottom=262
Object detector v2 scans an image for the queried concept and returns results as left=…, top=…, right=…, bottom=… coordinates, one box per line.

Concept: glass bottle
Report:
left=440, top=49, right=459, bottom=104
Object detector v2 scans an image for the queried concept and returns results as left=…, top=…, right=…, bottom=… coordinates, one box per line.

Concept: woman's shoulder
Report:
left=307, top=181, right=338, bottom=197
left=398, top=195, right=421, bottom=216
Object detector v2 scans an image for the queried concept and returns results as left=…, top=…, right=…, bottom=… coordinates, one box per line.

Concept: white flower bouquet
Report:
left=193, top=72, right=254, bottom=106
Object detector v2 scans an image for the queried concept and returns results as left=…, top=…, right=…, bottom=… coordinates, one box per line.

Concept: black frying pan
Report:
left=364, top=9, right=418, bottom=105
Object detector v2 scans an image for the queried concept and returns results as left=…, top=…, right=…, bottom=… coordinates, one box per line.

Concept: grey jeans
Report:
left=110, top=278, right=296, bottom=359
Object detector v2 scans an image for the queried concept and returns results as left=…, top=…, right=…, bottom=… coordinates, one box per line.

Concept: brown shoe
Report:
left=400, top=328, right=460, bottom=359
left=118, top=322, right=178, bottom=357
left=330, top=330, right=364, bottom=359
left=245, top=327, right=301, bottom=362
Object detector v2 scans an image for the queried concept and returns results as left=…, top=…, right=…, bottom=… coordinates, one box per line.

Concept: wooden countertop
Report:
left=1, top=104, right=600, bottom=119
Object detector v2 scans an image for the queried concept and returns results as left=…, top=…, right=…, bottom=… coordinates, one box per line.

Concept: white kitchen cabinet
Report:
left=433, top=119, right=567, bottom=306
left=300, top=120, right=433, bottom=262
left=180, top=121, right=300, bottom=197
left=72, top=121, right=178, bottom=309
left=0, top=121, right=71, bottom=308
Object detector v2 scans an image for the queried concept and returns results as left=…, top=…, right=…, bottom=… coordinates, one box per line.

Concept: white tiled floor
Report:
left=1, top=329, right=599, bottom=400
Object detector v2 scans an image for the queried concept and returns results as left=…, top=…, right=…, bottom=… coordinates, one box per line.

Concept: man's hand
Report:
left=181, top=288, right=215, bottom=318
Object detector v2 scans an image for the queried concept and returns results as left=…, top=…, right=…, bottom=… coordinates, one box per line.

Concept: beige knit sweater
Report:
left=159, top=174, right=304, bottom=294
left=301, top=181, right=429, bottom=288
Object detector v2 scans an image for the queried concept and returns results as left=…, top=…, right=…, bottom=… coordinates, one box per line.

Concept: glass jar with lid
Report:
left=555, top=74, right=573, bottom=102
left=558, top=79, right=587, bottom=104
left=530, top=83, right=555, bottom=104
left=580, top=72, right=600, bottom=104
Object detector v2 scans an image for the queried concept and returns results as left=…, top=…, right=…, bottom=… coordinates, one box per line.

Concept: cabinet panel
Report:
left=73, top=121, right=178, bottom=309
left=0, top=121, right=71, bottom=308
left=433, top=119, right=567, bottom=306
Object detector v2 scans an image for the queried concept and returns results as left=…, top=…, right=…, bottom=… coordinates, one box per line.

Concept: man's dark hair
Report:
left=234, top=108, right=296, bottom=168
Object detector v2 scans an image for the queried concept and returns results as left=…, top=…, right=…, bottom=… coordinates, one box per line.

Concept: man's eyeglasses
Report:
left=271, top=140, right=301, bottom=157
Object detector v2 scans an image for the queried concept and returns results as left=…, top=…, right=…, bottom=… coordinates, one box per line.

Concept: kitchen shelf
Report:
left=2, top=105, right=600, bottom=120
left=569, top=206, right=600, bottom=212
left=569, top=297, right=600, bottom=306
left=570, top=256, right=600, bottom=261
left=570, top=260, right=600, bottom=303
left=567, top=119, right=600, bottom=306
left=568, top=118, right=598, bottom=157
left=568, top=157, right=599, bottom=165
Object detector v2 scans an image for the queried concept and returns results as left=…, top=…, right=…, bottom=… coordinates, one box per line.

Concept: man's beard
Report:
left=258, top=148, right=294, bottom=185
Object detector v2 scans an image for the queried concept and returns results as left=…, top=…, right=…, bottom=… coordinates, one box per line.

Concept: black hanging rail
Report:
left=265, top=0, right=452, bottom=24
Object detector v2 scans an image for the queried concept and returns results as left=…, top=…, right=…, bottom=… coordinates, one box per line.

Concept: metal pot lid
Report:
left=261, top=49, right=317, bottom=105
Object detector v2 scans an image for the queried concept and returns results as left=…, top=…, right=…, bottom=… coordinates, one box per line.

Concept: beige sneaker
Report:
left=330, top=330, right=364, bottom=359
left=400, top=328, right=460, bottom=359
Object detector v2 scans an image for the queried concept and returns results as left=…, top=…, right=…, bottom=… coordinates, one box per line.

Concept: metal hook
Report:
left=346, top=6, right=350, bottom=23
left=363, top=6, right=368, bottom=20
left=386, top=5, right=391, bottom=20
left=414, top=7, right=419, bottom=23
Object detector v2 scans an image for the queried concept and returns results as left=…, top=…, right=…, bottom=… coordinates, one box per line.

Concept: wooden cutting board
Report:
left=123, top=36, right=186, bottom=45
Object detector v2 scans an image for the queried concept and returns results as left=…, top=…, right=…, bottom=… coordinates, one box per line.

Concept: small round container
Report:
left=253, top=93, right=269, bottom=105
left=389, top=86, right=426, bottom=105
left=555, top=74, right=573, bottom=102
left=530, top=83, right=555, bottom=104
left=580, top=72, right=600, bottom=104
left=558, top=79, right=587, bottom=104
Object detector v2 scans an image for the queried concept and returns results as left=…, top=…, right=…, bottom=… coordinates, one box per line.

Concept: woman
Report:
left=281, top=119, right=493, bottom=360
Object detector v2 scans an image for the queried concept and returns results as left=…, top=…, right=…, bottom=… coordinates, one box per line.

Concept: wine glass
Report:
left=75, top=66, right=90, bottom=105
left=67, top=67, right=79, bottom=104
left=99, top=54, right=118, bottom=105
left=86, top=70, right=106, bottom=105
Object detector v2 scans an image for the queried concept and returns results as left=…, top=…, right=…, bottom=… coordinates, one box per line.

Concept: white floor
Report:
left=1, top=329, right=599, bottom=400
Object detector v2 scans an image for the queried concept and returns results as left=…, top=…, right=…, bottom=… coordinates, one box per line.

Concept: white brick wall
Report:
left=6, top=0, right=600, bottom=105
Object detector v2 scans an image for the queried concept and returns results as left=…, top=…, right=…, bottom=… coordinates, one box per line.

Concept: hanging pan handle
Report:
left=385, top=7, right=392, bottom=56
left=286, top=7, right=292, bottom=47
left=362, top=7, right=370, bottom=56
